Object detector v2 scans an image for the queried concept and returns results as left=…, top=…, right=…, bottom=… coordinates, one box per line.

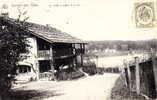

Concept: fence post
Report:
left=123, top=60, right=131, bottom=88
left=152, top=56, right=157, bottom=92
left=127, top=63, right=131, bottom=90
left=135, top=57, right=140, bottom=94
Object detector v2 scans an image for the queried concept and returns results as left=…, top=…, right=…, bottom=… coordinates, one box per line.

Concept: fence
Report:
left=123, top=54, right=157, bottom=99
left=39, top=72, right=53, bottom=80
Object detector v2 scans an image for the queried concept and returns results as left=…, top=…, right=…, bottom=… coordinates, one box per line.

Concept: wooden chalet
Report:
left=0, top=16, right=86, bottom=81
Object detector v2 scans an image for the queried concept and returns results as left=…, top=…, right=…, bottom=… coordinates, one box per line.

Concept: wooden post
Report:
left=123, top=60, right=131, bottom=88
left=73, top=44, right=75, bottom=54
left=34, top=37, right=40, bottom=80
left=72, top=44, right=76, bottom=69
left=36, top=60, right=39, bottom=80
left=135, top=57, right=140, bottom=94
left=96, top=55, right=98, bottom=67
left=73, top=44, right=78, bottom=68
left=83, top=44, right=85, bottom=54
left=127, top=63, right=131, bottom=89
left=80, top=44, right=83, bottom=66
left=50, top=45, right=55, bottom=80
left=81, top=55, right=83, bottom=66
left=152, top=56, right=157, bottom=92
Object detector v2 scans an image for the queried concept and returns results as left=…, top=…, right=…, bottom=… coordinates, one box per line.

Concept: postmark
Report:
left=134, top=2, right=155, bottom=28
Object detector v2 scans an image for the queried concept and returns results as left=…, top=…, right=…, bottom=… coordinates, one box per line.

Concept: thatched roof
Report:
left=0, top=17, right=86, bottom=44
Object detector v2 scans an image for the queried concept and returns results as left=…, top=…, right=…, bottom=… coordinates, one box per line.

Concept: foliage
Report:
left=55, top=67, right=84, bottom=80
left=86, top=40, right=157, bottom=56
left=82, top=60, right=97, bottom=75
left=87, top=40, right=157, bottom=51
left=0, top=17, right=29, bottom=99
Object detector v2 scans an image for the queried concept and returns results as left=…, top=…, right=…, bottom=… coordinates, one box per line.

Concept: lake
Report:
left=90, top=53, right=149, bottom=68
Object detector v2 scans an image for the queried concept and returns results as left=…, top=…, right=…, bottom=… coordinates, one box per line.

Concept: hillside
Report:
left=85, top=39, right=157, bottom=57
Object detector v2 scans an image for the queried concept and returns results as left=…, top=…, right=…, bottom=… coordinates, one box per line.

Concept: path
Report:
left=13, top=73, right=120, bottom=100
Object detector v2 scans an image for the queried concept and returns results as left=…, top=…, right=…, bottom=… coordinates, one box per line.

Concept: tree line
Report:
left=86, top=39, right=157, bottom=52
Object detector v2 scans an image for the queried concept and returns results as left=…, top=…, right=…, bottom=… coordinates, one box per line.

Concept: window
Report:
left=37, top=38, right=50, bottom=50
left=18, top=65, right=31, bottom=73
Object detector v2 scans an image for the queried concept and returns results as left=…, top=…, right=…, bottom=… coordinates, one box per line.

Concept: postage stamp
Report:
left=134, top=2, right=155, bottom=28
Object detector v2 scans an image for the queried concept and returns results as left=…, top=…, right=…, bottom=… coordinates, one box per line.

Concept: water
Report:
left=90, top=54, right=147, bottom=68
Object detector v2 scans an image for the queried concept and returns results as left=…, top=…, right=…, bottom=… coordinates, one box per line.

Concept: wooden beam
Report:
left=135, top=57, right=140, bottom=94
left=80, top=44, right=83, bottom=66
left=50, top=44, right=55, bottom=80
left=152, top=57, right=157, bottom=92
left=34, top=37, right=40, bottom=80
left=75, top=55, right=78, bottom=67
left=72, top=44, right=75, bottom=55
left=83, top=44, right=85, bottom=53
left=123, top=60, right=130, bottom=87
left=36, top=60, right=40, bottom=80
left=127, top=63, right=131, bottom=89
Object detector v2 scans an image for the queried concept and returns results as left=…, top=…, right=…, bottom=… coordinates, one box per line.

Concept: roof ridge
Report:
left=0, top=17, right=86, bottom=43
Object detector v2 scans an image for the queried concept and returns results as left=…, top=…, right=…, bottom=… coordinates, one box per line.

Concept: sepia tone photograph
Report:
left=0, top=0, right=157, bottom=100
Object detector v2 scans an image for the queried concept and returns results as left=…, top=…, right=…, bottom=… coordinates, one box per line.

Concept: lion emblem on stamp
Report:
left=135, top=2, right=155, bottom=28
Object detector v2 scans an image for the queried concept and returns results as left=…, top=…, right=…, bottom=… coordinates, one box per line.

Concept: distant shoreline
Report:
left=84, top=50, right=148, bottom=59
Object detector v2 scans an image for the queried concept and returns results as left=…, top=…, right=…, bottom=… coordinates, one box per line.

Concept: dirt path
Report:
left=13, top=73, right=120, bottom=100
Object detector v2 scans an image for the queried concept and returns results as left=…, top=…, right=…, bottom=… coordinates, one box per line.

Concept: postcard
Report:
left=0, top=0, right=157, bottom=100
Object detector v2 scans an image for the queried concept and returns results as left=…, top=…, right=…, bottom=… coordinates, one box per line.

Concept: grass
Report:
left=4, top=89, right=63, bottom=100
left=110, top=74, right=146, bottom=100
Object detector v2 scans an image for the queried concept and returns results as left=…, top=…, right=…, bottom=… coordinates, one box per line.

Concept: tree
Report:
left=0, top=9, right=29, bottom=100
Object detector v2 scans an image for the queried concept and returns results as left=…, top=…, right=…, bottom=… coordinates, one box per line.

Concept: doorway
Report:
left=39, top=60, right=51, bottom=73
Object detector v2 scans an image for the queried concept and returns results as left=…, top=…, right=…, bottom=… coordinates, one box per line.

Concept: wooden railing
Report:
left=39, top=72, right=53, bottom=79
left=123, top=53, right=157, bottom=98
left=53, top=49, right=73, bottom=58
left=38, top=50, right=51, bottom=60
left=37, top=48, right=85, bottom=59
left=75, top=48, right=85, bottom=54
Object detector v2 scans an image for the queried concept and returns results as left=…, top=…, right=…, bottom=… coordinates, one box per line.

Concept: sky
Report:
left=0, top=0, right=157, bottom=41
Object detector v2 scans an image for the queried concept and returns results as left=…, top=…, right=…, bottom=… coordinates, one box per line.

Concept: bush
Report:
left=97, top=67, right=121, bottom=74
left=56, top=68, right=84, bottom=81
left=82, top=61, right=97, bottom=75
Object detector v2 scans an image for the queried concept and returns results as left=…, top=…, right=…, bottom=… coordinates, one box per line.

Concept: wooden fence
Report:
left=123, top=55, right=157, bottom=99
left=39, top=72, right=53, bottom=80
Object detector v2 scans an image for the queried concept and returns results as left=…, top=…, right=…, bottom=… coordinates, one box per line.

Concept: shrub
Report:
left=97, top=67, right=121, bottom=74
left=82, top=61, right=97, bottom=75
left=56, top=67, right=84, bottom=80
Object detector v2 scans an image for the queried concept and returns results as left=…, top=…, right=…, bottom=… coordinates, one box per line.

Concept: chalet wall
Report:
left=18, top=37, right=38, bottom=75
